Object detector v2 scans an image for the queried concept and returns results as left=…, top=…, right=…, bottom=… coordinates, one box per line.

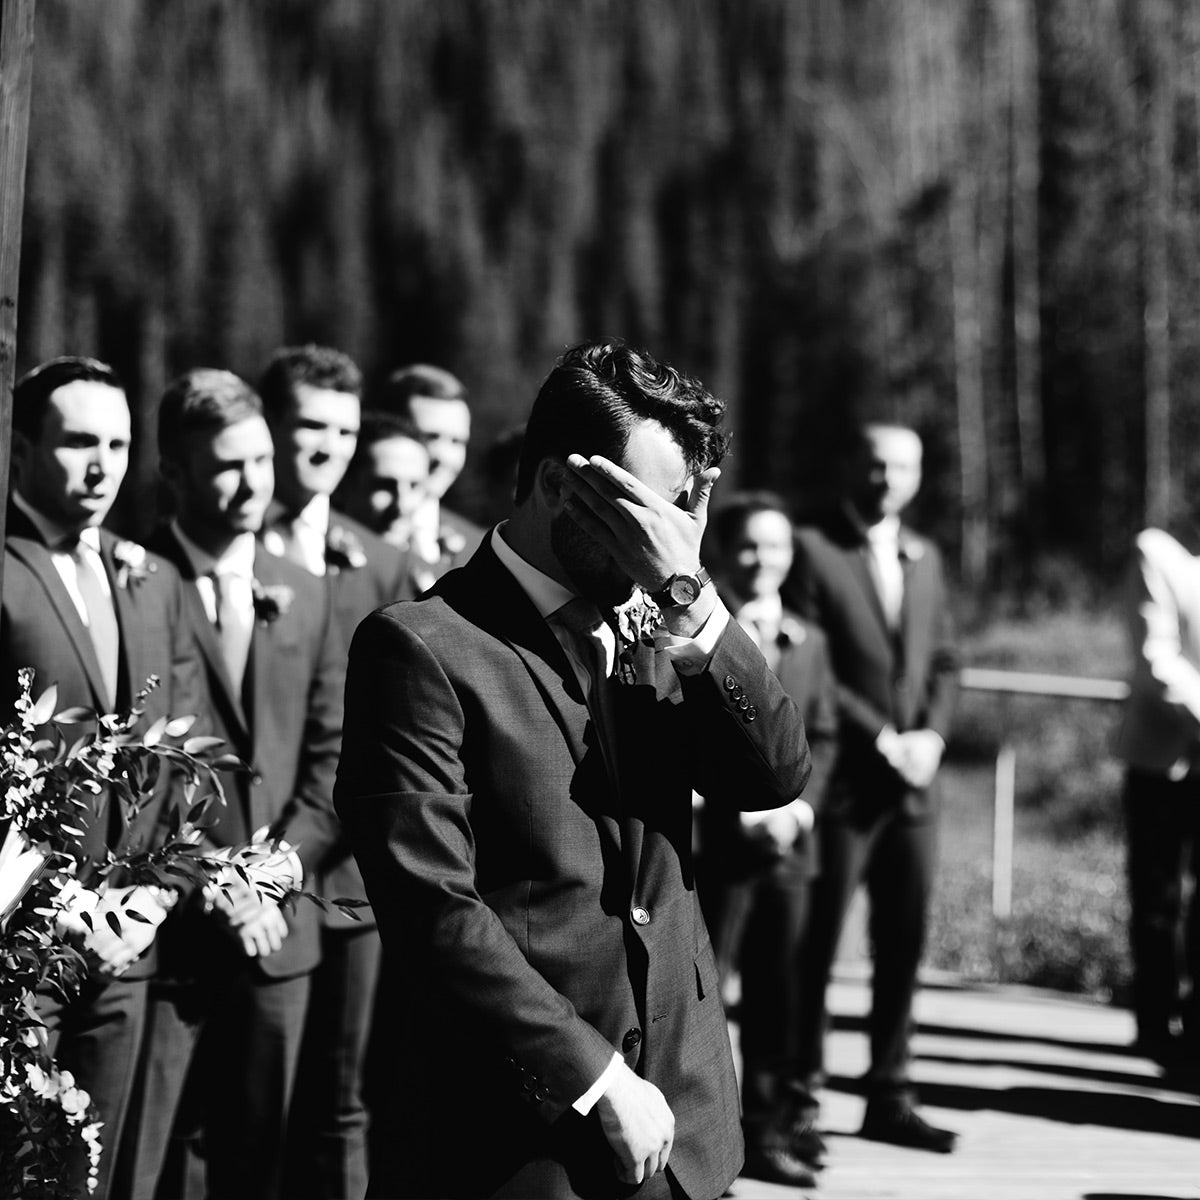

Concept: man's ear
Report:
left=9, top=430, right=30, bottom=486
left=537, top=458, right=570, bottom=511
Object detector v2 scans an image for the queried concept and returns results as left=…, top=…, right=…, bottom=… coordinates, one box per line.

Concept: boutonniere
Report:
left=326, top=524, right=368, bottom=571
left=611, top=590, right=664, bottom=686
left=251, top=579, right=294, bottom=624
left=112, top=540, right=157, bottom=590
left=898, top=534, right=924, bottom=563
left=779, top=616, right=808, bottom=646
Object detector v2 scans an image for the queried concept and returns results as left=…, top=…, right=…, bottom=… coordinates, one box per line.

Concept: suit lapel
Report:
left=6, top=521, right=111, bottom=711
left=153, top=527, right=250, bottom=742
left=851, top=543, right=892, bottom=635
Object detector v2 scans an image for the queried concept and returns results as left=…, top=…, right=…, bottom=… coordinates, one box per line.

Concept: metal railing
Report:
left=957, top=668, right=1129, bottom=918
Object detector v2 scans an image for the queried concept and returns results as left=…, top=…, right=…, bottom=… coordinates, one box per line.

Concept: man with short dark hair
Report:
left=258, top=343, right=411, bottom=1200
left=122, top=369, right=345, bottom=1200
left=333, top=410, right=431, bottom=553
left=337, top=341, right=811, bottom=1199
left=2, top=356, right=206, bottom=1198
left=699, top=491, right=838, bottom=1188
left=371, top=363, right=483, bottom=587
left=785, top=422, right=960, bottom=1157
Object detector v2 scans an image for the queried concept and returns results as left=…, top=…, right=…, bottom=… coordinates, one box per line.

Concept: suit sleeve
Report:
left=334, top=610, right=616, bottom=1124
left=678, top=616, right=812, bottom=810
left=278, top=581, right=345, bottom=875
left=1127, top=528, right=1200, bottom=728
left=920, top=544, right=960, bottom=741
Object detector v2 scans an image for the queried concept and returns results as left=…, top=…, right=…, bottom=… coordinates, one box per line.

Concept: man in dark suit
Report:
left=2, top=356, right=206, bottom=1198
left=698, top=492, right=838, bottom=1188
left=336, top=341, right=812, bottom=1200
left=258, top=344, right=412, bottom=1200
left=369, top=362, right=484, bottom=588
left=785, top=422, right=959, bottom=1154
left=120, top=370, right=345, bottom=1200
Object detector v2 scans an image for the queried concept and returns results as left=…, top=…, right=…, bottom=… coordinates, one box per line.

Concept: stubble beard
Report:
left=550, top=512, right=633, bottom=609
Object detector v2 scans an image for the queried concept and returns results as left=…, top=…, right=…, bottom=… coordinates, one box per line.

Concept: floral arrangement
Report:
left=111, top=540, right=157, bottom=591
left=612, top=588, right=663, bottom=686
left=325, top=525, right=367, bottom=571
left=250, top=578, right=295, bottom=623
left=0, top=669, right=306, bottom=1199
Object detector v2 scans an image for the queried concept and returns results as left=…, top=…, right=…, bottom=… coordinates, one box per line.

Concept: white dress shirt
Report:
left=262, top=494, right=330, bottom=577
left=866, top=515, right=904, bottom=628
left=12, top=492, right=111, bottom=625
left=170, top=521, right=257, bottom=635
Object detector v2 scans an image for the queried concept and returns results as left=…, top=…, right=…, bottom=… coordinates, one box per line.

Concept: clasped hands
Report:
left=203, top=828, right=302, bottom=959
left=56, top=878, right=177, bottom=976
left=876, top=726, right=945, bottom=790
left=561, top=452, right=719, bottom=636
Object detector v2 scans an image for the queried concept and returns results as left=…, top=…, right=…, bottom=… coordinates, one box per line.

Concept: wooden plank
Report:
left=0, top=0, right=36, bottom=599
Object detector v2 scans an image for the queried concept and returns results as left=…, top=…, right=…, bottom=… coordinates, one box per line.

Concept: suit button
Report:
left=533, top=1086, right=551, bottom=1102
left=737, top=695, right=750, bottom=711
left=622, top=1027, right=642, bottom=1052
left=724, top=675, right=737, bottom=691
left=744, top=706, right=758, bottom=722
left=521, top=1074, right=536, bottom=1092
left=631, top=906, right=651, bottom=926
left=730, top=686, right=744, bottom=701
left=251, top=772, right=263, bottom=787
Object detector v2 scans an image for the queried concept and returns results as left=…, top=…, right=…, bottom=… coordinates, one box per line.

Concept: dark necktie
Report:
left=553, top=597, right=618, bottom=773
left=70, top=542, right=119, bottom=709
left=209, top=571, right=252, bottom=689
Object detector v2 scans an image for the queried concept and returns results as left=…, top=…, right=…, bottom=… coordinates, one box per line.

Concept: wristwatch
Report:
left=650, top=566, right=711, bottom=610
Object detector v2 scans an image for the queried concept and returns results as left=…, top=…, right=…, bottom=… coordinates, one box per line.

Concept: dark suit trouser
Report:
left=40, top=973, right=148, bottom=1200
left=285, top=924, right=382, bottom=1200
left=1124, top=767, right=1200, bottom=1050
left=792, top=808, right=936, bottom=1100
left=116, top=953, right=311, bottom=1200
left=701, top=857, right=811, bottom=1136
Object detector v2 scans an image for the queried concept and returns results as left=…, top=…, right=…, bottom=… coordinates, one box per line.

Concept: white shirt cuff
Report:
left=572, top=1050, right=623, bottom=1115
left=657, top=596, right=731, bottom=676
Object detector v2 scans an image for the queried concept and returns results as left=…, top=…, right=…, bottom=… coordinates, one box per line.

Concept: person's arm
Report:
left=335, top=611, right=619, bottom=1125
left=1128, top=529, right=1200, bottom=727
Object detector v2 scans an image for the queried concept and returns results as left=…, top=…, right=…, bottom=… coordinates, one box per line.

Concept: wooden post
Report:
left=0, top=0, right=36, bottom=600
left=992, top=743, right=1015, bottom=920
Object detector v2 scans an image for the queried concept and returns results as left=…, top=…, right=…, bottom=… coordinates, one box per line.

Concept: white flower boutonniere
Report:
left=898, top=534, right=924, bottom=563
left=612, top=590, right=664, bottom=686
left=251, top=579, right=295, bottom=624
left=112, top=540, right=157, bottom=590
left=326, top=525, right=368, bottom=571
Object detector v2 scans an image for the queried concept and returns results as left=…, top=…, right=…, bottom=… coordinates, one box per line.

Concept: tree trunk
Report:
left=0, top=0, right=37, bottom=597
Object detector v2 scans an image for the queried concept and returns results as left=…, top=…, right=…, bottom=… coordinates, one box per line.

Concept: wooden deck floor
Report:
left=727, top=965, right=1200, bottom=1200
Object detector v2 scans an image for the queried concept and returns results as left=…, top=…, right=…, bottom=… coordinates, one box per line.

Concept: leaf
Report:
left=165, top=714, right=197, bottom=737
left=212, top=754, right=247, bottom=772
left=104, top=909, right=123, bottom=936
left=123, top=908, right=152, bottom=924
left=142, top=716, right=169, bottom=747
left=79, top=911, right=94, bottom=932
left=54, top=706, right=96, bottom=724
left=28, top=684, right=59, bottom=726
left=183, top=736, right=226, bottom=755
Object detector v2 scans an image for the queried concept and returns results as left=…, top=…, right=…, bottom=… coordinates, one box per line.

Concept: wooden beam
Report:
left=0, top=0, right=36, bottom=599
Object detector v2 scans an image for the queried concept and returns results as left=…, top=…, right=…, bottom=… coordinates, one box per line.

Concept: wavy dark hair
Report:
left=514, top=341, right=729, bottom=504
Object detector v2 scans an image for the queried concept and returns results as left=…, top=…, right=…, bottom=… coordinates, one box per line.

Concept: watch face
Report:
left=669, top=575, right=700, bottom=605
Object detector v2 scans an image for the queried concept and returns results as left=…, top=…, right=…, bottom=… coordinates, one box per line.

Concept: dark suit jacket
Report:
left=701, top=606, right=838, bottom=880
left=1, top=505, right=207, bottom=976
left=335, top=539, right=811, bottom=1199
left=786, top=508, right=959, bottom=822
left=148, top=527, right=346, bottom=980
left=265, top=507, right=413, bottom=930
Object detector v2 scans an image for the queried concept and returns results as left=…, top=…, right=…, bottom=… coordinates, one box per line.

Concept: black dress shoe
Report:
left=742, top=1143, right=819, bottom=1188
left=860, top=1100, right=957, bottom=1153
left=786, top=1116, right=827, bottom=1169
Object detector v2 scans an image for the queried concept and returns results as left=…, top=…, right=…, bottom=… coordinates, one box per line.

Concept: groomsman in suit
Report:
left=698, top=492, right=838, bottom=1188
left=258, top=344, right=411, bottom=1200
left=370, top=363, right=484, bottom=588
left=1116, top=526, right=1200, bottom=1079
left=785, top=422, right=960, bottom=1154
left=2, top=356, right=205, bottom=1198
left=336, top=341, right=812, bottom=1199
left=122, top=370, right=345, bottom=1200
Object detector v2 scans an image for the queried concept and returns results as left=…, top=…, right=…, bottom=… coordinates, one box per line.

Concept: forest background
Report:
left=16, top=0, right=1195, bottom=998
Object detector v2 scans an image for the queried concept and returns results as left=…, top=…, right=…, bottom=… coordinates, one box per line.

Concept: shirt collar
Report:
left=734, top=593, right=783, bottom=628
left=171, top=520, right=257, bottom=580
left=866, top=515, right=901, bottom=545
left=12, top=491, right=101, bottom=554
left=297, top=493, right=330, bottom=537
left=490, top=523, right=577, bottom=620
